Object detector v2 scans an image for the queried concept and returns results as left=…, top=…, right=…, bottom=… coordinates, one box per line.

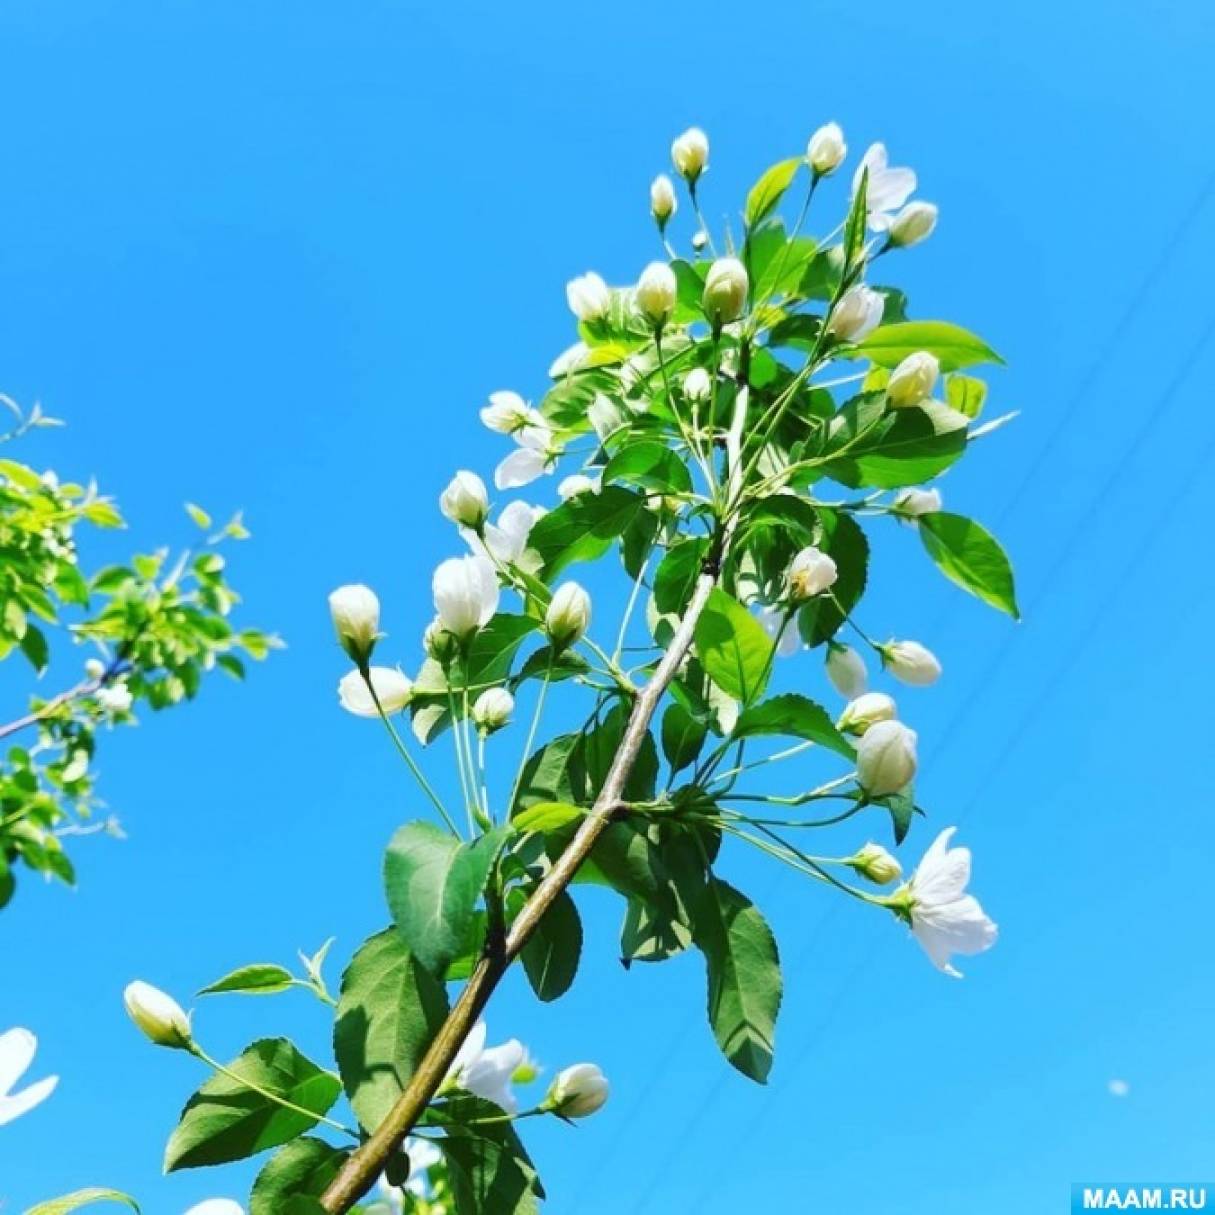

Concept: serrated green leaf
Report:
left=733, top=693, right=856, bottom=759
left=251, top=1138, right=350, bottom=1215
left=511, top=887, right=582, bottom=1002
left=526, top=487, right=643, bottom=579
left=512, top=800, right=584, bottom=834
left=661, top=702, right=708, bottom=775
left=603, top=441, right=692, bottom=495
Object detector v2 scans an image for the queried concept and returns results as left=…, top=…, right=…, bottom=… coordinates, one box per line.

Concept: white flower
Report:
left=449, top=1021, right=526, bottom=1113
left=467, top=500, right=543, bottom=566
left=185, top=1202, right=244, bottom=1215
left=886, top=352, right=939, bottom=408
left=549, top=341, right=591, bottom=378
left=650, top=174, right=677, bottom=225
left=495, top=421, right=559, bottom=490
left=96, top=681, right=134, bottom=715
left=84, top=657, right=106, bottom=681
left=588, top=394, right=626, bottom=440
left=683, top=367, right=712, bottom=403
left=807, top=122, right=846, bottom=176
left=338, top=667, right=413, bottom=718
left=887, top=201, right=938, bottom=248
left=825, top=642, right=868, bottom=698
left=852, top=143, right=917, bottom=232
left=894, top=487, right=942, bottom=517
left=702, top=257, right=749, bottom=325
left=904, top=827, right=998, bottom=977
left=691, top=229, right=708, bottom=252
left=635, top=262, right=677, bottom=327
left=856, top=719, right=917, bottom=796
left=847, top=842, right=902, bottom=885
left=472, top=687, right=514, bottom=732
left=433, top=556, right=499, bottom=638
left=546, top=582, right=591, bottom=646
left=439, top=470, right=490, bottom=528
left=329, top=584, right=380, bottom=664
left=480, top=390, right=536, bottom=435
left=786, top=546, right=838, bottom=600
left=756, top=604, right=799, bottom=658
left=566, top=272, right=611, bottom=323
left=838, top=691, right=896, bottom=736
left=882, top=639, right=942, bottom=686
left=0, top=1029, right=58, bottom=1127
left=825, top=284, right=885, bottom=342
left=546, top=1063, right=609, bottom=1118
left=671, top=126, right=709, bottom=183
left=123, top=981, right=192, bottom=1050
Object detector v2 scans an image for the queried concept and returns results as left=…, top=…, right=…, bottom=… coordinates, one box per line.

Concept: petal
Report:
left=0, top=1028, right=36, bottom=1096
left=495, top=449, right=547, bottom=490
left=868, top=167, right=917, bottom=214
left=488, top=390, right=525, bottom=413
left=451, top=1020, right=487, bottom=1075
left=0, top=1073, right=58, bottom=1126
left=911, top=827, right=970, bottom=903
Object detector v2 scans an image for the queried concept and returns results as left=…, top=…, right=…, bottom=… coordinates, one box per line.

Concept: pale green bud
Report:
left=545, top=582, right=591, bottom=647
left=702, top=257, right=749, bottom=326
left=328, top=584, right=380, bottom=665
left=546, top=1063, right=609, bottom=1118
left=124, top=981, right=192, bottom=1050
left=847, top=842, right=903, bottom=885
left=439, top=470, right=490, bottom=529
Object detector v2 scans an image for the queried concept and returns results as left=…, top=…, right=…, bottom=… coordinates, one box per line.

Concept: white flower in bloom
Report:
left=472, top=687, right=514, bottom=732
left=671, top=126, right=709, bottom=183
left=683, top=367, right=712, bottom=403
left=904, top=827, right=998, bottom=977
left=886, top=351, right=939, bottom=408
left=467, top=500, right=543, bottom=566
left=826, top=642, right=868, bottom=698
left=588, top=394, right=626, bottom=440
left=449, top=1021, right=526, bottom=1113
left=847, top=842, right=902, bottom=886
left=123, top=981, right=192, bottom=1050
left=433, top=556, right=499, bottom=637
left=894, top=487, right=943, bottom=517
left=756, top=604, right=799, bottom=658
left=882, top=639, right=942, bottom=686
left=96, top=681, right=134, bottom=714
left=338, top=667, right=413, bottom=718
left=826, top=284, right=885, bottom=342
left=702, top=257, right=749, bottom=325
left=546, top=1063, right=610, bottom=1118
left=888, top=201, right=939, bottom=248
left=480, top=390, right=537, bottom=435
left=566, top=271, right=611, bottom=323
left=807, top=122, right=847, bottom=176
left=650, top=174, right=677, bottom=225
left=0, top=1029, right=58, bottom=1126
left=852, top=143, right=917, bottom=232
left=558, top=472, right=601, bottom=500
left=787, top=546, right=838, bottom=600
left=546, top=582, right=592, bottom=646
left=495, top=421, right=560, bottom=490
left=837, top=691, right=897, bottom=736
left=439, top=470, right=490, bottom=528
left=185, top=1202, right=244, bottom=1215
left=856, top=719, right=918, bottom=796
left=636, top=262, right=677, bottom=327
left=329, top=584, right=380, bottom=664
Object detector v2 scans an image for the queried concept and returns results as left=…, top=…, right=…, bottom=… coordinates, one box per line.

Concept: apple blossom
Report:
left=472, top=687, right=514, bottom=732
left=96, top=681, right=134, bottom=714
left=338, top=667, right=413, bottom=717
left=588, top=393, right=625, bottom=440
left=433, top=555, right=499, bottom=638
left=546, top=582, right=591, bottom=647
left=887, top=201, right=939, bottom=248
left=683, top=367, right=712, bottom=402
left=856, top=719, right=917, bottom=796
left=329, top=584, right=380, bottom=665
left=185, top=1203, right=244, bottom=1215
left=479, top=390, right=536, bottom=435
left=0, top=1028, right=58, bottom=1127
left=558, top=472, right=601, bottom=500
left=881, top=639, right=942, bottom=686
left=671, top=126, right=709, bottom=184
left=566, top=271, right=611, bottom=323
left=636, top=261, right=677, bottom=328
left=826, top=641, right=868, bottom=698
left=886, top=351, right=939, bottom=408
left=495, top=421, right=560, bottom=490
left=702, top=257, right=749, bottom=325
left=123, top=981, right=192, bottom=1050
left=807, top=122, right=846, bottom=176
left=650, top=174, right=677, bottom=227
left=447, top=1021, right=527, bottom=1113
left=546, top=1062, right=609, bottom=1118
left=825, top=284, right=885, bottom=342
left=847, top=842, right=902, bottom=886
left=468, top=500, right=543, bottom=566
left=837, top=691, right=897, bottom=736
left=787, top=546, right=838, bottom=600
left=439, top=470, right=489, bottom=529
left=852, top=143, right=917, bottom=231
left=894, top=487, right=943, bottom=517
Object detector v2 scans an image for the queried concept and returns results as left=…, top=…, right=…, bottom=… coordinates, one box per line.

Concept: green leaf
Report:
left=251, top=1138, right=350, bottom=1215
left=512, top=800, right=584, bottom=834
left=693, top=589, right=773, bottom=705
left=945, top=373, right=988, bottom=418
left=844, top=168, right=868, bottom=272
left=514, top=887, right=582, bottom=1002
left=857, top=321, right=1003, bottom=372
left=733, top=693, right=855, bottom=759
left=653, top=537, right=708, bottom=615
left=603, top=441, right=692, bottom=495
left=510, top=733, right=583, bottom=812
left=334, top=928, right=449, bottom=1131
left=692, top=878, right=782, bottom=1084
left=185, top=502, right=212, bottom=529
left=441, top=1102, right=544, bottom=1214
left=768, top=313, right=821, bottom=352
left=918, top=511, right=1019, bottom=619
left=825, top=402, right=968, bottom=490
left=661, top=702, right=708, bottom=775
left=745, top=157, right=802, bottom=227
left=199, top=963, right=294, bottom=997
left=18, top=624, right=49, bottom=674
left=526, top=486, right=643, bottom=579
left=384, top=823, right=506, bottom=975
left=24, top=1191, right=140, bottom=1215
left=164, top=1038, right=341, bottom=1171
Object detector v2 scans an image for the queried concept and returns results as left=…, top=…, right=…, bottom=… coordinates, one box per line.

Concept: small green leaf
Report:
left=745, top=157, right=802, bottom=227
left=603, top=441, right=692, bottom=495
left=24, top=1190, right=140, bottom=1215
left=185, top=502, right=212, bottom=529
left=844, top=168, right=868, bottom=273
left=661, top=702, right=708, bottom=775
left=918, top=511, right=1019, bottom=619
left=199, top=963, right=294, bottom=997
left=440, top=1097, right=545, bottom=1213
left=857, top=321, right=1003, bottom=372
left=512, top=800, right=584, bottom=834
left=693, top=589, right=773, bottom=705
left=733, top=693, right=856, bottom=759
left=653, top=538, right=708, bottom=615
left=945, top=373, right=988, bottom=418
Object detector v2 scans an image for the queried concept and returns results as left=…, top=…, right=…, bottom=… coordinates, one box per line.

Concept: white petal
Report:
left=0, top=1073, right=58, bottom=1126
left=0, top=1028, right=35, bottom=1096
left=495, top=448, right=548, bottom=490
left=867, top=166, right=917, bottom=215
left=912, top=827, right=971, bottom=904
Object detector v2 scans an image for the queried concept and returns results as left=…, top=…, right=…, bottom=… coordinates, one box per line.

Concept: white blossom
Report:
left=807, top=122, right=846, bottom=176
left=826, top=642, right=868, bottom=698
left=96, top=681, right=134, bottom=715
left=439, top=470, right=490, bottom=528
left=0, top=1028, right=58, bottom=1127
left=702, top=257, right=749, bottom=325
left=433, top=556, right=499, bottom=637
left=549, top=341, right=591, bottom=378
left=558, top=472, right=602, bottom=500
left=882, top=639, right=942, bottom=686
left=671, top=126, right=709, bottom=183
left=448, top=1021, right=526, bottom=1113
left=84, top=657, right=106, bottom=681
left=566, top=271, right=611, bottom=323
left=888, top=201, right=939, bottom=248
left=886, top=351, right=939, bottom=408
left=894, top=487, right=942, bottom=517
left=852, top=143, right=917, bottom=231
left=123, top=981, right=192, bottom=1050
left=787, top=546, right=838, bottom=600
left=480, top=390, right=537, bottom=435
left=495, top=421, right=559, bottom=490
left=856, top=719, right=917, bottom=796
left=636, top=262, right=677, bottom=327
left=546, top=1063, right=609, bottom=1118
left=588, top=394, right=626, bottom=440
left=185, top=1203, right=244, bottom=1215
left=650, top=174, right=677, bottom=225
left=472, top=687, right=514, bottom=732
left=847, top=842, right=902, bottom=885
left=338, top=667, right=413, bottom=718
left=683, top=367, right=712, bottom=403
left=546, top=582, right=591, bottom=646
left=466, top=500, right=543, bottom=566
left=329, top=584, right=380, bottom=664
left=826, top=284, right=885, bottom=342
left=837, top=691, right=897, bottom=736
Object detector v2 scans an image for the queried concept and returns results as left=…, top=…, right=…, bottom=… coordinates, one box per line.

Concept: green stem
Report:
left=507, top=651, right=555, bottom=813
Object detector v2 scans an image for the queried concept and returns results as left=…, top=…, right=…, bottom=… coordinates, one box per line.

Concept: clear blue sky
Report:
left=2, top=1, right=1214, bottom=1210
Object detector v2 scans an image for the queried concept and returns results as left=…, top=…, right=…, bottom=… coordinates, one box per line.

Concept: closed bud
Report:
left=84, top=657, right=106, bottom=681
left=671, top=127, right=709, bottom=184
left=702, top=257, right=749, bottom=326
left=847, top=841, right=903, bottom=885
left=328, top=584, right=380, bottom=665
left=545, top=582, right=592, bottom=647
left=807, top=122, right=847, bottom=176
left=635, top=262, right=677, bottom=328
left=433, top=556, right=499, bottom=639
left=588, top=394, right=625, bottom=440
left=546, top=1063, right=609, bottom=1119
left=691, top=229, right=709, bottom=252
left=826, top=284, right=885, bottom=342
left=423, top=617, right=461, bottom=665
left=439, top=470, right=490, bottom=529
left=787, top=546, right=838, bottom=601
left=856, top=719, right=918, bottom=796
left=838, top=691, right=897, bottom=736
left=650, top=174, right=677, bottom=227
left=123, top=981, right=193, bottom=1050
left=881, top=639, right=942, bottom=687
left=472, top=687, right=515, bottom=733
left=826, top=642, right=868, bottom=699
left=894, top=487, right=942, bottom=517
left=886, top=352, right=939, bottom=408
left=566, top=272, right=611, bottom=323
left=888, top=201, right=938, bottom=248
left=683, top=367, right=712, bottom=403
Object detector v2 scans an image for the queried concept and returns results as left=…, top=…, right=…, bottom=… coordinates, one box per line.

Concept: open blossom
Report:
left=787, top=546, right=838, bottom=600
left=826, top=284, right=884, bottom=342
left=882, top=639, right=942, bottom=686
left=756, top=604, right=799, bottom=658
left=826, top=642, right=868, bottom=698
left=448, top=1021, right=526, bottom=1113
left=903, top=827, right=998, bottom=977
left=0, top=1028, right=58, bottom=1126
left=888, top=201, right=939, bottom=248
left=886, top=351, right=939, bottom=408
left=856, top=719, right=917, bottom=796
left=566, top=271, right=611, bottom=323
left=338, top=667, right=413, bottom=717
left=852, top=143, right=917, bottom=231
left=650, top=174, right=677, bottom=225
left=495, top=420, right=560, bottom=490
left=671, top=126, right=709, bottom=183
left=894, top=487, right=942, bottom=517
left=433, top=556, right=499, bottom=637
left=546, top=1063, right=609, bottom=1118
left=466, top=500, right=543, bottom=567
left=480, top=390, right=538, bottom=435
left=96, top=681, right=134, bottom=715
left=439, top=470, right=489, bottom=528
left=807, top=121, right=846, bottom=176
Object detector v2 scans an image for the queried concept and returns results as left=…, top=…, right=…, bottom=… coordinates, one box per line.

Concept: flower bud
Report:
left=546, top=1063, right=609, bottom=1118
left=887, top=201, right=938, bottom=248
left=124, top=981, right=192, bottom=1050
left=787, top=546, right=838, bottom=601
left=702, top=257, right=749, bottom=326
left=886, top=352, right=939, bottom=409
left=894, top=487, right=942, bottom=517
left=439, top=471, right=490, bottom=529
left=856, top=719, right=918, bottom=796
left=691, top=229, right=708, bottom=252
left=671, top=127, right=709, bottom=184
left=826, top=642, right=867, bottom=699
left=84, top=657, right=106, bottom=681
left=881, top=640, right=942, bottom=687
left=838, top=691, right=897, bottom=736
left=826, top=285, right=885, bottom=343
left=650, top=174, right=677, bottom=228
left=545, top=582, right=591, bottom=647
left=338, top=667, right=413, bottom=717
left=807, top=122, right=847, bottom=176
left=847, top=841, right=903, bottom=885
left=683, top=368, right=712, bottom=403
left=588, top=394, right=625, bottom=441
left=566, top=272, right=611, bottom=323
left=635, top=262, right=677, bottom=328
left=328, top=584, right=380, bottom=666
left=423, top=617, right=461, bottom=665
left=472, top=686, right=515, bottom=733
left=433, top=556, right=499, bottom=639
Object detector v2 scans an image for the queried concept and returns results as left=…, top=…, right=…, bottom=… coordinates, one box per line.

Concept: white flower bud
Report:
left=887, top=201, right=938, bottom=248
left=557, top=473, right=600, bottom=500
left=882, top=640, right=942, bottom=687
left=472, top=687, right=515, bottom=732
left=546, top=1062, right=609, bottom=1118
left=439, top=471, right=490, bottom=529
left=838, top=691, right=897, bottom=736
left=807, top=122, right=847, bottom=176
left=566, top=272, right=611, bottom=323
left=826, top=642, right=868, bottom=698
left=433, top=557, right=499, bottom=639
left=423, top=617, right=461, bottom=665
left=826, top=285, right=885, bottom=343
left=328, top=584, right=380, bottom=664
left=96, top=682, right=134, bottom=715
left=856, top=719, right=918, bottom=796
left=847, top=841, right=903, bottom=885
left=671, top=127, right=709, bottom=184
left=84, top=657, right=106, bottom=681
left=545, top=582, right=591, bottom=647
left=650, top=174, right=677, bottom=227
left=683, top=367, right=712, bottom=403
left=588, top=394, right=625, bottom=440
left=691, top=229, right=708, bottom=252
left=123, top=981, right=192, bottom=1050
left=702, top=257, right=749, bottom=326
left=480, top=391, right=534, bottom=434
left=894, top=487, right=942, bottom=517
left=886, top=352, right=939, bottom=409
left=338, top=667, right=413, bottom=718
left=635, top=262, right=677, bottom=328
left=787, top=546, right=838, bottom=601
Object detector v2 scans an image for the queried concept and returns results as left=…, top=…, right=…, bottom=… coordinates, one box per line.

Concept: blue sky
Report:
left=2, top=0, right=1215, bottom=1210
